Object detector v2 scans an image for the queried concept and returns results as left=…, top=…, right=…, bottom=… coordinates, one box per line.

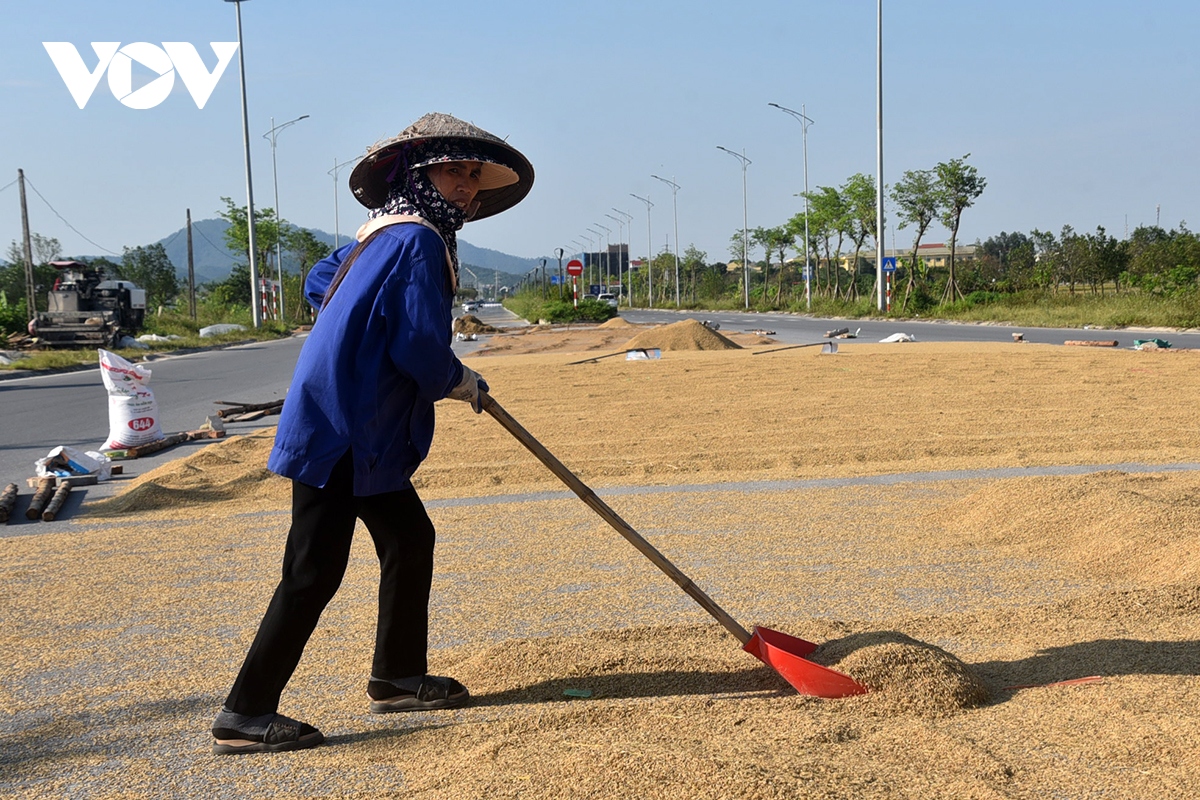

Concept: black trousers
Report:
left=224, top=452, right=436, bottom=716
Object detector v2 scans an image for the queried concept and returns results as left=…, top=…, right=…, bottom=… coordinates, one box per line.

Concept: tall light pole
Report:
left=591, top=224, right=611, bottom=289
left=769, top=102, right=814, bottom=311
left=263, top=113, right=309, bottom=322
left=650, top=174, right=681, bottom=306
left=604, top=213, right=625, bottom=300
left=579, top=232, right=595, bottom=286
left=717, top=146, right=751, bottom=309
left=630, top=193, right=653, bottom=308
left=225, top=0, right=261, bottom=327
left=328, top=157, right=356, bottom=248
left=876, top=0, right=886, bottom=311
left=611, top=208, right=633, bottom=305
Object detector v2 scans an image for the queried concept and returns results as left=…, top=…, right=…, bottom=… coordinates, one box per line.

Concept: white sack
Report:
left=99, top=348, right=163, bottom=449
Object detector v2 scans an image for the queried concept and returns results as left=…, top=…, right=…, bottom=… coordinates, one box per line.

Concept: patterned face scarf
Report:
left=368, top=141, right=487, bottom=285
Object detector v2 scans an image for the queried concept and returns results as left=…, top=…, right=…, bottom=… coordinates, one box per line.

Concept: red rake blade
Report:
left=744, top=626, right=869, bottom=698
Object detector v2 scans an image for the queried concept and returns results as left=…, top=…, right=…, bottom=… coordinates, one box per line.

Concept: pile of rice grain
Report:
left=86, top=431, right=286, bottom=516
left=623, top=318, right=741, bottom=351
left=454, top=314, right=499, bottom=335
left=810, top=631, right=990, bottom=716
left=597, top=316, right=637, bottom=328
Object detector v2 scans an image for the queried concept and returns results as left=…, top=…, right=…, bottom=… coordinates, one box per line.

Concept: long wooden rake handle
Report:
left=480, top=391, right=752, bottom=645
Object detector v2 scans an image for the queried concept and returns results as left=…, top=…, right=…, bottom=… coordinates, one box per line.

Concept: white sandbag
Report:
left=99, top=349, right=163, bottom=449
left=199, top=323, right=246, bottom=338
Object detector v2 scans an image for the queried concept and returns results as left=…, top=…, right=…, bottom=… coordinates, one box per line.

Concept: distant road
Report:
left=617, top=308, right=1200, bottom=348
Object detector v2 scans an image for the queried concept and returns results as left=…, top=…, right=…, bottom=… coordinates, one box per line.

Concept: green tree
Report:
left=285, top=228, right=332, bottom=315
left=117, top=243, right=179, bottom=309
left=842, top=173, right=877, bottom=301
left=3, top=233, right=63, bottom=317
left=217, top=196, right=282, bottom=278
left=935, top=155, right=986, bottom=302
left=977, top=231, right=1035, bottom=292
left=800, top=186, right=850, bottom=299
left=681, top=244, right=707, bottom=304
left=890, top=168, right=941, bottom=311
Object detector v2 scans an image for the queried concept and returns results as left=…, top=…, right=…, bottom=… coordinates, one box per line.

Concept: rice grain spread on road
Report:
left=2, top=328, right=1199, bottom=798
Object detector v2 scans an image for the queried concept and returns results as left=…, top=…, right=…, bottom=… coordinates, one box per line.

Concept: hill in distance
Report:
left=149, top=218, right=546, bottom=293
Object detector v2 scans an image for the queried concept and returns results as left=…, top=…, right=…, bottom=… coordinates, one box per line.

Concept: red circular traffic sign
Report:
left=566, top=259, right=583, bottom=277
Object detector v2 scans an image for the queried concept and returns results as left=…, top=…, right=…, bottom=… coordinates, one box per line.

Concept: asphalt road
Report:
left=3, top=306, right=1194, bottom=533
left=0, top=338, right=306, bottom=531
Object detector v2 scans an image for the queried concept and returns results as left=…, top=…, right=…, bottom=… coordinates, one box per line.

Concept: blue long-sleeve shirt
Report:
left=267, top=221, right=464, bottom=495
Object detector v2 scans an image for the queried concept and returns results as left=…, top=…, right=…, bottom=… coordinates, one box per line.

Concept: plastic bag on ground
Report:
left=35, top=446, right=112, bottom=481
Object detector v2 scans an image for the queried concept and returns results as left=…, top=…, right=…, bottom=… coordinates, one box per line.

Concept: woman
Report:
left=212, top=113, right=534, bottom=754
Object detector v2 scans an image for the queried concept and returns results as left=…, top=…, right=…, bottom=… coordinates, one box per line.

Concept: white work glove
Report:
left=448, top=364, right=489, bottom=413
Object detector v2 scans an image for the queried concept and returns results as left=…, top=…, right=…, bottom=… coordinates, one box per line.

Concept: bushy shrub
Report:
left=0, top=291, right=27, bottom=337
left=964, top=291, right=1002, bottom=307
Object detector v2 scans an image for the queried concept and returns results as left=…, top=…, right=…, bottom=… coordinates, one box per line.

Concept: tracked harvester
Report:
left=30, top=260, right=146, bottom=348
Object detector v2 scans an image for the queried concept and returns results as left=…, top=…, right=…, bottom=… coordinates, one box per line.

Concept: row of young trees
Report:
left=603, top=156, right=989, bottom=311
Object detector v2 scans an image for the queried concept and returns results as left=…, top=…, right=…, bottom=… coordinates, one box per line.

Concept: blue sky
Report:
left=2, top=1, right=1197, bottom=267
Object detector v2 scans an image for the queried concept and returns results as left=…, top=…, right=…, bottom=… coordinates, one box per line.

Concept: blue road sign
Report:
left=882, top=257, right=897, bottom=273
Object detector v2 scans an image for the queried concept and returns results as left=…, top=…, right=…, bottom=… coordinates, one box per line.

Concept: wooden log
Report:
left=25, top=478, right=55, bottom=520
left=216, top=400, right=284, bottom=418
left=227, top=410, right=268, bottom=422
left=121, top=432, right=189, bottom=459
left=1064, top=340, right=1119, bottom=347
left=41, top=483, right=71, bottom=522
left=0, top=482, right=17, bottom=523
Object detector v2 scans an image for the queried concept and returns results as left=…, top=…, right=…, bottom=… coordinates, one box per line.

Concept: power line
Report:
left=22, top=175, right=120, bottom=256
left=192, top=223, right=237, bottom=263
left=0, top=177, right=18, bottom=195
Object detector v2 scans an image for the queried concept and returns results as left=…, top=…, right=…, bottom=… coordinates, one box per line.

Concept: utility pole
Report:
left=17, top=169, right=36, bottom=322
left=186, top=209, right=197, bottom=320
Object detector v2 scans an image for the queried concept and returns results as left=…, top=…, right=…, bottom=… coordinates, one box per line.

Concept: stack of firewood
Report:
left=214, top=399, right=285, bottom=422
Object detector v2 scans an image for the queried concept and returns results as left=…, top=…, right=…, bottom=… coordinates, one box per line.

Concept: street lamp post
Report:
left=611, top=208, right=633, bottom=305
left=876, top=0, right=886, bottom=311
left=630, top=194, right=653, bottom=308
left=591, top=224, right=611, bottom=290
left=769, top=102, right=814, bottom=311
left=555, top=247, right=564, bottom=300
left=263, top=113, right=309, bottom=322
left=579, top=233, right=595, bottom=287
left=224, top=0, right=261, bottom=327
left=328, top=157, right=357, bottom=249
left=650, top=175, right=681, bottom=306
left=717, top=146, right=751, bottom=309
left=604, top=213, right=624, bottom=300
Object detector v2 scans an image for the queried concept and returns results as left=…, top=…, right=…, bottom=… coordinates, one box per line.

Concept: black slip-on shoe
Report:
left=211, top=711, right=324, bottom=755
left=367, top=675, right=470, bottom=713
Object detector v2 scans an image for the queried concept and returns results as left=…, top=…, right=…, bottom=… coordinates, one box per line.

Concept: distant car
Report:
left=461, top=301, right=480, bottom=313
left=597, top=293, right=618, bottom=308
left=582, top=294, right=598, bottom=302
